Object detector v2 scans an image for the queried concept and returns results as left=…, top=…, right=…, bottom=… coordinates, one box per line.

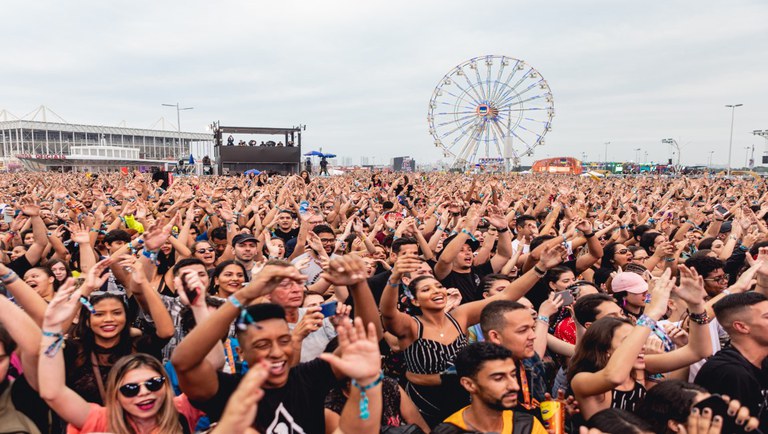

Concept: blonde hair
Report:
left=106, top=353, right=183, bottom=434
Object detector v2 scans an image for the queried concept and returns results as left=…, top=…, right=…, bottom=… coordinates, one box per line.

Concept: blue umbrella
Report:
left=304, top=151, right=324, bottom=157
left=188, top=154, right=195, bottom=165
left=322, top=153, right=336, bottom=158
left=244, top=169, right=261, bottom=176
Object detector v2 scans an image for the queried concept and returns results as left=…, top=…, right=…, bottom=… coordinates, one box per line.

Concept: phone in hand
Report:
left=3, top=208, right=13, bottom=224
left=552, top=290, right=574, bottom=307
left=713, top=203, right=731, bottom=218
left=319, top=301, right=338, bottom=318
left=181, top=274, right=200, bottom=305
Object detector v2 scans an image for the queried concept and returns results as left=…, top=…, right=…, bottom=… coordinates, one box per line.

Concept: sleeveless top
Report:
left=404, top=313, right=468, bottom=375
left=611, top=382, right=646, bottom=412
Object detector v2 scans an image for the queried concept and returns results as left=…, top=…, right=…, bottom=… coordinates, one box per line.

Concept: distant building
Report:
left=531, top=157, right=583, bottom=175
left=0, top=117, right=212, bottom=172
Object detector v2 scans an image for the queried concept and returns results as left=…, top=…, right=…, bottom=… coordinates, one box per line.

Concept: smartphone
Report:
left=553, top=290, right=574, bottom=307
left=713, top=203, right=731, bottom=218
left=692, top=395, right=759, bottom=434
left=3, top=208, right=13, bottom=224
left=319, top=301, right=338, bottom=318
left=180, top=275, right=200, bottom=305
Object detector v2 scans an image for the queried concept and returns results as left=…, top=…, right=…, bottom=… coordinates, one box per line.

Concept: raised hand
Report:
left=293, top=306, right=323, bottom=339
left=539, top=292, right=564, bottom=318
left=20, top=196, right=40, bottom=217
left=210, top=362, right=268, bottom=434
left=42, top=278, right=82, bottom=330
left=674, top=265, right=707, bottom=308
left=538, top=244, right=567, bottom=270
left=81, top=258, right=113, bottom=295
left=646, top=268, right=675, bottom=320
left=320, top=254, right=368, bottom=287
left=142, top=219, right=172, bottom=251
left=240, top=264, right=307, bottom=301
left=66, top=221, right=91, bottom=245
left=485, top=205, right=507, bottom=229
left=319, top=317, right=381, bottom=383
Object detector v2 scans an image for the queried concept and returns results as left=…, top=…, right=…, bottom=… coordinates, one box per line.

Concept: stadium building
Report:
left=0, top=107, right=213, bottom=172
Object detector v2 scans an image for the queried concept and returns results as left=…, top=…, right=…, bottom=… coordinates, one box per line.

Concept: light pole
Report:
left=708, top=151, right=714, bottom=169
left=162, top=103, right=194, bottom=160
left=604, top=141, right=610, bottom=167
left=662, top=138, right=681, bottom=173
left=634, top=148, right=641, bottom=163
left=725, top=104, right=743, bottom=176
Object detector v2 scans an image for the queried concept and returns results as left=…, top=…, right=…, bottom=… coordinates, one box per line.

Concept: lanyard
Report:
left=518, top=359, right=539, bottom=410
left=224, top=339, right=237, bottom=374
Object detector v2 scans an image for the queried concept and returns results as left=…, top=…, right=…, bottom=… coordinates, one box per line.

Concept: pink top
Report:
left=67, top=394, right=203, bottom=434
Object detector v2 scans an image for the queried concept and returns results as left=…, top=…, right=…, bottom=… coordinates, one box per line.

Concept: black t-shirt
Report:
left=439, top=261, right=494, bottom=303
left=8, top=255, right=33, bottom=279
left=272, top=227, right=299, bottom=243
left=695, top=346, right=768, bottom=427
left=367, top=270, right=392, bottom=306
left=526, top=259, right=576, bottom=310
left=191, top=358, right=337, bottom=434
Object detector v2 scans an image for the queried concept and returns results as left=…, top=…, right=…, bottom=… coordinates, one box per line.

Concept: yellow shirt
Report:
left=443, top=405, right=549, bottom=434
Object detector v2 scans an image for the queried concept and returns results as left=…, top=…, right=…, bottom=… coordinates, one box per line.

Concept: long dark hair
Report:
left=567, top=316, right=634, bottom=383
left=637, top=380, right=707, bottom=434
left=600, top=243, right=621, bottom=270
left=209, top=260, right=249, bottom=295
left=71, top=293, right=133, bottom=369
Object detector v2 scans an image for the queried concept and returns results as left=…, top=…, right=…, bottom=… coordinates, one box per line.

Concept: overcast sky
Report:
left=1, top=0, right=766, bottom=167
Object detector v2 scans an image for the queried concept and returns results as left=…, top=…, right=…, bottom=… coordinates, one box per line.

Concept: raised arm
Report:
left=0, top=294, right=42, bottom=389
left=0, top=262, right=48, bottom=325
left=571, top=269, right=673, bottom=399
left=321, top=254, right=384, bottom=340
left=38, top=282, right=94, bottom=429
left=171, top=265, right=307, bottom=401
left=380, top=255, right=420, bottom=339
left=645, top=266, right=712, bottom=373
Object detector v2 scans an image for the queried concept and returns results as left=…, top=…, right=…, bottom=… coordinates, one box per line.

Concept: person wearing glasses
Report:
left=190, top=241, right=217, bottom=272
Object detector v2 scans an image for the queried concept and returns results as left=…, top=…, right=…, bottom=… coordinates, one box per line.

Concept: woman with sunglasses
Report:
left=39, top=285, right=201, bottom=434
left=191, top=240, right=217, bottom=271
left=63, top=258, right=174, bottom=405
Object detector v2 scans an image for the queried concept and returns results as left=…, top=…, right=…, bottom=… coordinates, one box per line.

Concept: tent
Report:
left=244, top=169, right=261, bottom=176
left=304, top=151, right=324, bottom=157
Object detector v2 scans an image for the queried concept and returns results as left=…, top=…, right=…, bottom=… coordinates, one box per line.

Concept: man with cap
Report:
left=609, top=271, right=648, bottom=320
left=232, top=233, right=260, bottom=280
left=435, top=206, right=512, bottom=303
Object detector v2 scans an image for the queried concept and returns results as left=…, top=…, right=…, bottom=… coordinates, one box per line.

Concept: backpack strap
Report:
left=511, top=411, right=535, bottom=434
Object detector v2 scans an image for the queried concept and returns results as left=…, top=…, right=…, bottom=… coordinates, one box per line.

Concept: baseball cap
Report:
left=610, top=272, right=648, bottom=294
left=232, top=233, right=258, bottom=246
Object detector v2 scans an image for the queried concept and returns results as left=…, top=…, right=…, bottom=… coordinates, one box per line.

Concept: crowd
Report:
left=0, top=170, right=766, bottom=434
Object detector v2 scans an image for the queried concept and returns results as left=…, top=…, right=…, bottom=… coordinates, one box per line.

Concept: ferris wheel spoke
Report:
left=443, top=88, right=477, bottom=105
left=489, top=62, right=507, bottom=105
left=448, top=80, right=483, bottom=107
left=442, top=116, right=482, bottom=142
left=459, top=70, right=486, bottom=105
left=488, top=120, right=505, bottom=158
left=436, top=113, right=477, bottom=128
left=494, top=69, right=533, bottom=106
left=485, top=65, right=493, bottom=105
left=438, top=101, right=476, bottom=111
left=489, top=60, right=522, bottom=103
left=497, top=82, right=545, bottom=107
left=471, top=64, right=487, bottom=102
left=435, top=110, right=478, bottom=116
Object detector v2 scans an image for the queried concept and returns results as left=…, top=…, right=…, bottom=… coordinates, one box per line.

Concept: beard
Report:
left=484, top=392, right=518, bottom=411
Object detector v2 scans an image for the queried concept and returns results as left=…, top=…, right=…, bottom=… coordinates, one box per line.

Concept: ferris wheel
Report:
left=428, top=55, right=554, bottom=169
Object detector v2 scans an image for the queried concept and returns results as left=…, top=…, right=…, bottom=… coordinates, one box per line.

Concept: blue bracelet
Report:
left=228, top=294, right=243, bottom=309
left=42, top=331, right=65, bottom=358
left=461, top=228, right=477, bottom=242
left=351, top=371, right=384, bottom=420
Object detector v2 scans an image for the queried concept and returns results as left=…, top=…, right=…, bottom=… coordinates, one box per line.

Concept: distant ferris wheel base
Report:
left=428, top=55, right=554, bottom=170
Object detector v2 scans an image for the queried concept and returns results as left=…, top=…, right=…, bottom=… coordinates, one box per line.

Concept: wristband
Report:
left=663, top=257, right=676, bottom=262
left=497, top=227, right=509, bottom=233
left=436, top=225, right=445, bottom=232
left=739, top=244, right=749, bottom=252
left=722, top=289, right=732, bottom=296
left=41, top=330, right=65, bottom=358
left=461, top=228, right=477, bottom=242
left=537, top=315, right=550, bottom=324
left=533, top=265, right=547, bottom=277
left=351, top=371, right=384, bottom=420
left=647, top=218, right=656, bottom=224
left=386, top=278, right=399, bottom=287
left=228, top=294, right=243, bottom=309
left=142, top=249, right=159, bottom=264
left=0, top=270, right=15, bottom=281
left=636, top=314, right=657, bottom=330
left=583, top=232, right=595, bottom=238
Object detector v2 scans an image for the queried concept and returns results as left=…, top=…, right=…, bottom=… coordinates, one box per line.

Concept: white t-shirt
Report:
left=658, top=318, right=723, bottom=382
left=288, top=307, right=337, bottom=363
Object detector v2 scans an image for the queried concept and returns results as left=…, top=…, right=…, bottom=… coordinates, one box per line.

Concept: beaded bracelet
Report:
left=351, top=371, right=384, bottom=420
left=688, top=310, right=711, bottom=325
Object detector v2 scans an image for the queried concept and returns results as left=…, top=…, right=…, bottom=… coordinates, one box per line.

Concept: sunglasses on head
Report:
left=196, top=247, right=215, bottom=253
left=118, top=376, right=165, bottom=398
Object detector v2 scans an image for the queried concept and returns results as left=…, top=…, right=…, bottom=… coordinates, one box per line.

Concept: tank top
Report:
left=404, top=313, right=468, bottom=375
left=611, top=382, right=646, bottom=412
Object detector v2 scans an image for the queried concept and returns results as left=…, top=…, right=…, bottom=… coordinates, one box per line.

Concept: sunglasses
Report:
left=118, top=376, right=165, bottom=398
left=616, top=249, right=629, bottom=254
left=196, top=247, right=215, bottom=253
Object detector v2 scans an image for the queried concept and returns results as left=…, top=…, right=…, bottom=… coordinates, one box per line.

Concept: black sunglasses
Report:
left=119, top=376, right=165, bottom=398
left=195, top=247, right=215, bottom=253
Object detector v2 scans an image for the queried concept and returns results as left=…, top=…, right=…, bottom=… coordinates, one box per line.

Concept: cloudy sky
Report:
left=1, top=0, right=766, bottom=167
